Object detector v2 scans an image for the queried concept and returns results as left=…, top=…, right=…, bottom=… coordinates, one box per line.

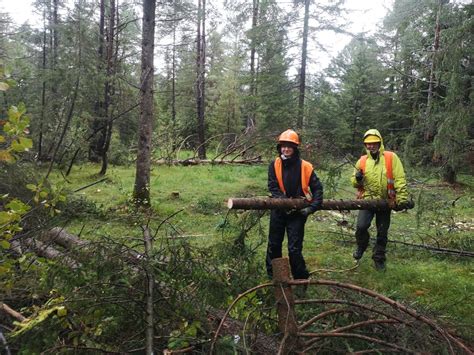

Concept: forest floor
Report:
left=52, top=161, right=474, bottom=343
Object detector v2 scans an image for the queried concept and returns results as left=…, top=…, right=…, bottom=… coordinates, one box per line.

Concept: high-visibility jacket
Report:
left=274, top=158, right=313, bottom=201
left=357, top=151, right=395, bottom=200
left=351, top=129, right=408, bottom=203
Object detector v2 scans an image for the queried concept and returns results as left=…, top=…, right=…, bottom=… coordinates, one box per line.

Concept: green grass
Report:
left=52, top=162, right=473, bottom=340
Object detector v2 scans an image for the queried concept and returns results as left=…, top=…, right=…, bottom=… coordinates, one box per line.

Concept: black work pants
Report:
left=266, top=210, right=310, bottom=279
left=355, top=209, right=391, bottom=262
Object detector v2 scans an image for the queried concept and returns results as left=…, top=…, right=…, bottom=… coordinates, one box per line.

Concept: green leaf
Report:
left=0, top=150, right=15, bottom=163
left=0, top=135, right=5, bottom=143
left=19, top=137, right=33, bottom=149
left=0, top=240, right=11, bottom=249
left=11, top=140, right=24, bottom=152
left=0, top=211, right=13, bottom=224
left=0, top=82, right=9, bottom=91
left=6, top=199, right=30, bottom=213
left=26, top=184, right=37, bottom=191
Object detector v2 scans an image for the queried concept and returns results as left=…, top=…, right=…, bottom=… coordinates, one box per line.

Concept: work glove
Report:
left=299, top=207, right=313, bottom=217
left=355, top=170, right=364, bottom=182
left=393, top=200, right=413, bottom=211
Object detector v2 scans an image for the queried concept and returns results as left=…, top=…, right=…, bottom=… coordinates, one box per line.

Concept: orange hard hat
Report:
left=278, top=129, right=300, bottom=145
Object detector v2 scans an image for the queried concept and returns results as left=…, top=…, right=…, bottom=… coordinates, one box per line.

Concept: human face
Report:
left=280, top=144, right=295, bottom=158
left=365, top=142, right=380, bottom=154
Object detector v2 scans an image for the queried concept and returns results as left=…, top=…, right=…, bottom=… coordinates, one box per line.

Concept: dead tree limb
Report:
left=228, top=198, right=414, bottom=211
left=39, top=227, right=87, bottom=250
left=294, top=299, right=407, bottom=324
left=143, top=226, right=154, bottom=355
left=300, top=332, right=417, bottom=353
left=21, top=238, right=79, bottom=269
left=0, top=303, right=27, bottom=322
left=154, top=157, right=263, bottom=166
left=290, top=279, right=471, bottom=354
left=298, top=309, right=352, bottom=331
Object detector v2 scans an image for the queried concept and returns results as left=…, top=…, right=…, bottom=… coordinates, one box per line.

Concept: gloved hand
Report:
left=355, top=170, right=364, bottom=182
left=299, top=207, right=313, bottom=217
left=393, top=200, right=413, bottom=211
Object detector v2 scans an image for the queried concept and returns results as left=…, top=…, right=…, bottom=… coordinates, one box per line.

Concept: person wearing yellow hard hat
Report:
left=351, top=129, right=409, bottom=271
left=266, top=129, right=323, bottom=280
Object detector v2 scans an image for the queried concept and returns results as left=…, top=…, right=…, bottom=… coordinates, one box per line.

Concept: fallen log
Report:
left=21, top=238, right=79, bottom=269
left=39, top=227, right=87, bottom=250
left=227, top=198, right=414, bottom=211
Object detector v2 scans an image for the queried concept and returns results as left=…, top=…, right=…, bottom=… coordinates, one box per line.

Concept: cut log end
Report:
left=227, top=199, right=234, bottom=209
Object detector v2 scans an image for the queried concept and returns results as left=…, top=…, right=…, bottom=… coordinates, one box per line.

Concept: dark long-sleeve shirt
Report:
left=268, top=156, right=323, bottom=212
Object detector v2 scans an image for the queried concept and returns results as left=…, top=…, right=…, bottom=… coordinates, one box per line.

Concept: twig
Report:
left=73, top=178, right=109, bottom=193
left=0, top=329, right=11, bottom=355
left=298, top=309, right=351, bottom=331
left=300, top=332, right=416, bottom=353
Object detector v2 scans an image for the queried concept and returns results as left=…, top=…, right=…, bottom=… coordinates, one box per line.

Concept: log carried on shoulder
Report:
left=227, top=198, right=414, bottom=211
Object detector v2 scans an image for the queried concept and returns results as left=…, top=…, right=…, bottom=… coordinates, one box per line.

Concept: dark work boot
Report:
left=353, top=247, right=365, bottom=260
left=294, top=284, right=308, bottom=299
left=374, top=259, right=386, bottom=271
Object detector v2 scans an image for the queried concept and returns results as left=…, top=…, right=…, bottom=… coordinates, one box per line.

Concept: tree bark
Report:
left=196, top=0, right=206, bottom=159
left=38, top=8, right=47, bottom=161
left=272, top=257, right=301, bottom=354
left=297, top=0, right=310, bottom=130
left=99, top=0, right=117, bottom=176
left=133, top=0, right=156, bottom=206
left=227, top=198, right=414, bottom=211
left=89, top=0, right=106, bottom=163
left=246, top=0, right=259, bottom=131
left=424, top=0, right=442, bottom=142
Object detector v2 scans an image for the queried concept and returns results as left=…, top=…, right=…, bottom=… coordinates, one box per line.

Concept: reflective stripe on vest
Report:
left=274, top=158, right=314, bottom=201
left=357, top=151, right=395, bottom=200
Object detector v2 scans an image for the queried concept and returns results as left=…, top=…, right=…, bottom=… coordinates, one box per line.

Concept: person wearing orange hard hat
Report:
left=351, top=129, right=408, bottom=271
left=266, top=129, right=323, bottom=280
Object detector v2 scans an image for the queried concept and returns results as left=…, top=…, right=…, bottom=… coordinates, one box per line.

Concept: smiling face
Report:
left=365, top=142, right=381, bottom=154
left=280, top=143, right=295, bottom=158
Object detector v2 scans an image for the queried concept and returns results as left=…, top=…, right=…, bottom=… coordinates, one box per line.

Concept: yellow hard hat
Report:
left=363, top=135, right=381, bottom=144
left=278, top=129, right=300, bottom=145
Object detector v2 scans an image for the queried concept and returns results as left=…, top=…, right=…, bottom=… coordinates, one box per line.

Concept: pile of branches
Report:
left=209, top=271, right=472, bottom=354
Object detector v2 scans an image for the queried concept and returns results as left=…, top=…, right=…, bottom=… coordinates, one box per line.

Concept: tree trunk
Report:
left=99, top=0, right=117, bottom=176
left=227, top=198, right=414, bottom=211
left=272, top=257, right=301, bottom=354
left=38, top=8, right=47, bottom=161
left=424, top=0, right=442, bottom=142
left=171, top=1, right=177, bottom=127
left=196, top=0, right=206, bottom=159
left=297, top=0, right=310, bottom=130
left=89, top=0, right=106, bottom=163
left=133, top=0, right=156, bottom=206
left=45, top=77, right=80, bottom=180
left=246, top=0, right=259, bottom=132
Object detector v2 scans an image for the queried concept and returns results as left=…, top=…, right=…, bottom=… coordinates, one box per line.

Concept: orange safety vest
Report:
left=274, top=158, right=314, bottom=201
left=357, top=151, right=395, bottom=200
